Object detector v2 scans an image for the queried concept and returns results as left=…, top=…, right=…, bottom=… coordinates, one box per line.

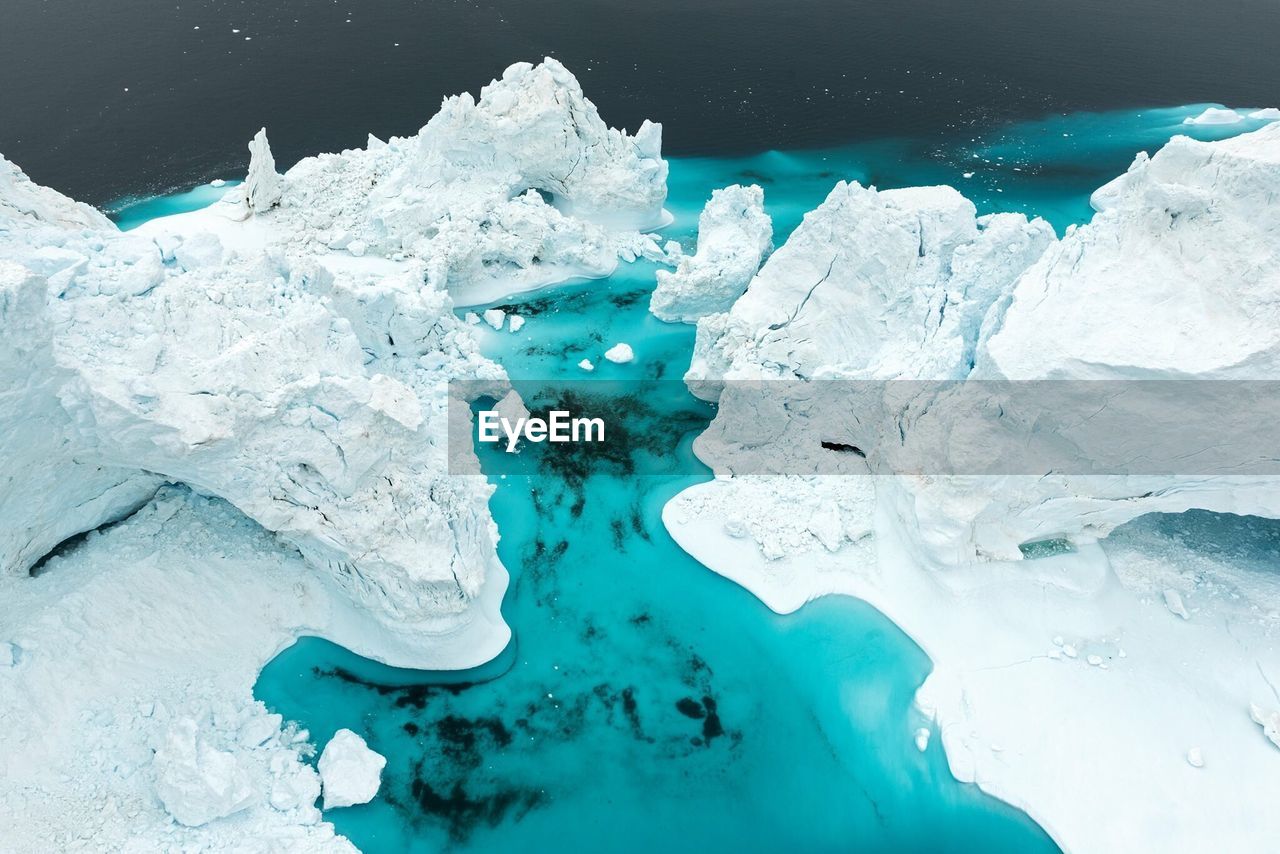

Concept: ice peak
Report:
left=245, top=127, right=283, bottom=213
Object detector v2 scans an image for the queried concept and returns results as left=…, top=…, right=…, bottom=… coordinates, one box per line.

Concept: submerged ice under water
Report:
left=244, top=105, right=1274, bottom=852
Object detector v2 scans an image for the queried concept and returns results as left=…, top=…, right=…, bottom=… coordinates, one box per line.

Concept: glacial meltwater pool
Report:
left=234, top=105, right=1272, bottom=851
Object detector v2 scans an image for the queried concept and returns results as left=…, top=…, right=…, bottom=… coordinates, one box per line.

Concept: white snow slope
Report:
left=667, top=124, right=1280, bottom=852
left=0, top=58, right=668, bottom=850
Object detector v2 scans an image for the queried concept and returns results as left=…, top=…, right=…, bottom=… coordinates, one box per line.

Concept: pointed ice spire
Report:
left=245, top=127, right=283, bottom=213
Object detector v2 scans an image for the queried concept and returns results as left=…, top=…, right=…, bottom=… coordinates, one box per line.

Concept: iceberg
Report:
left=649, top=184, right=771, bottom=323
left=0, top=58, right=666, bottom=851
left=604, top=342, right=634, bottom=363
left=318, top=730, right=386, bottom=809
left=666, top=124, right=1280, bottom=852
left=1183, top=106, right=1244, bottom=125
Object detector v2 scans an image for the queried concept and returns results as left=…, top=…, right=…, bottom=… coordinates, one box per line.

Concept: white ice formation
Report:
left=245, top=128, right=283, bottom=213
left=0, top=58, right=669, bottom=850
left=1183, top=107, right=1245, bottom=125
left=604, top=342, right=634, bottom=363
left=667, top=123, right=1280, bottom=852
left=317, top=730, right=386, bottom=809
left=649, top=184, right=772, bottom=322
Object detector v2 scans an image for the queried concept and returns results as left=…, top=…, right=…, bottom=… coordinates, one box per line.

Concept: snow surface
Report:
left=668, top=125, right=1280, bottom=852
left=649, top=184, right=772, bottom=323
left=318, top=730, right=386, bottom=809
left=0, top=488, right=360, bottom=850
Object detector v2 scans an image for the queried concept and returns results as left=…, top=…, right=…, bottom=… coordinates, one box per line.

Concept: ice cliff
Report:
left=1, top=57, right=673, bottom=658
left=649, top=184, right=772, bottom=322
left=0, top=155, right=507, bottom=655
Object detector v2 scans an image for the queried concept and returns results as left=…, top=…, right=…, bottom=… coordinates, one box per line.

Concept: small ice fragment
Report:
left=346, top=240, right=367, bottom=257
left=1183, top=107, right=1243, bottom=125
left=1249, top=703, right=1280, bottom=750
left=1249, top=108, right=1280, bottom=121
left=1062, top=644, right=1078, bottom=659
left=1052, top=635, right=1064, bottom=647
left=464, top=312, right=480, bottom=325
left=483, top=308, right=505, bottom=330
left=962, top=172, right=975, bottom=178
left=1163, top=588, right=1191, bottom=620
left=209, top=178, right=226, bottom=188
left=914, top=728, right=930, bottom=752
left=604, top=342, right=634, bottom=363
left=1087, top=654, right=1103, bottom=666
left=1186, top=747, right=1204, bottom=768
left=318, top=729, right=385, bottom=809
left=577, top=359, right=595, bottom=372
left=508, top=315, right=525, bottom=333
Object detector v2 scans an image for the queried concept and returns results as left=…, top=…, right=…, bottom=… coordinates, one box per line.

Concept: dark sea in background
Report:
left=3, top=0, right=1279, bottom=205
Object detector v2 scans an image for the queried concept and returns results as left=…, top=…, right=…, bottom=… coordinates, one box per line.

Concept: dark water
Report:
left=4, top=0, right=1279, bottom=205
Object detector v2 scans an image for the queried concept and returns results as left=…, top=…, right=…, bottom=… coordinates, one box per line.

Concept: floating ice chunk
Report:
left=1250, top=703, right=1280, bottom=750
left=508, top=314, right=525, bottom=333
left=604, top=342, right=634, bottom=363
left=914, top=727, right=930, bottom=752
left=318, top=729, right=386, bottom=809
left=1186, top=747, right=1205, bottom=768
left=483, top=308, right=505, bottom=330
left=245, top=127, right=283, bottom=213
left=464, top=311, right=481, bottom=325
left=577, top=358, right=595, bottom=372
left=1087, top=654, right=1103, bottom=667
left=1163, top=589, right=1191, bottom=620
left=650, top=184, right=772, bottom=323
left=1183, top=107, right=1244, bottom=125
left=153, top=719, right=255, bottom=827
left=1249, top=108, right=1280, bottom=121
left=210, top=178, right=226, bottom=188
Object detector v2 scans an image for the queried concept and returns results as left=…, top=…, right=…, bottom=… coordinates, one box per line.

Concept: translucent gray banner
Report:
left=447, top=380, right=1280, bottom=477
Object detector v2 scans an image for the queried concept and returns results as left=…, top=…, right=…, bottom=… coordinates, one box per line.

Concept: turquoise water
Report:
left=110, top=180, right=241, bottom=231
left=250, top=105, right=1274, bottom=852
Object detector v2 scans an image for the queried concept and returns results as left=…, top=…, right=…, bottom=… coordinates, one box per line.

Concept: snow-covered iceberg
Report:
left=158, top=58, right=673, bottom=307
left=0, top=58, right=670, bottom=850
left=666, top=123, right=1280, bottom=852
left=318, top=729, right=385, bottom=809
left=649, top=184, right=771, bottom=322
